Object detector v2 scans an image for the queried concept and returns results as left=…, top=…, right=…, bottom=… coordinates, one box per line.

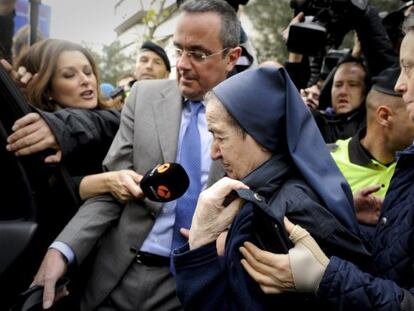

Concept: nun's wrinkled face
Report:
left=206, top=99, right=272, bottom=180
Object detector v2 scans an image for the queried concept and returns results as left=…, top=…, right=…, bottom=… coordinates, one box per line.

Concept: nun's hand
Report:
left=189, top=177, right=248, bottom=251
left=240, top=218, right=329, bottom=294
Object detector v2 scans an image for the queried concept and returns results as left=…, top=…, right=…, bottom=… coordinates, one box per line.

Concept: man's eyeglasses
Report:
left=174, top=47, right=229, bottom=63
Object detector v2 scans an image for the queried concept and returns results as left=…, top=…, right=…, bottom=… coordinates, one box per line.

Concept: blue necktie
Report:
left=171, top=101, right=203, bottom=251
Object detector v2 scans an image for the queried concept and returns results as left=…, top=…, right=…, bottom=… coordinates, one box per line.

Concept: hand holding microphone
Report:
left=140, top=162, right=190, bottom=202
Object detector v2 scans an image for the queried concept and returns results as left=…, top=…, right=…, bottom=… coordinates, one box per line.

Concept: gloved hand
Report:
left=240, top=218, right=329, bottom=294
left=288, top=219, right=329, bottom=293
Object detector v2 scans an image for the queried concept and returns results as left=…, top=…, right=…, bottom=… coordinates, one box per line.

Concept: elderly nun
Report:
left=172, top=67, right=370, bottom=310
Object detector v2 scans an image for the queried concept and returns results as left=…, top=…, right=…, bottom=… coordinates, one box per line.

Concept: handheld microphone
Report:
left=140, top=163, right=190, bottom=202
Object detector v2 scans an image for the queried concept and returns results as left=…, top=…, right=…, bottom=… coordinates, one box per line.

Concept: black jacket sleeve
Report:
left=38, top=108, right=120, bottom=160
left=0, top=11, right=14, bottom=62
left=38, top=108, right=120, bottom=199
left=284, top=57, right=310, bottom=91
left=355, top=5, right=399, bottom=77
left=317, top=256, right=406, bottom=310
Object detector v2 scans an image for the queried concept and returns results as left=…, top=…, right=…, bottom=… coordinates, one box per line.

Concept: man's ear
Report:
left=376, top=105, right=392, bottom=127
left=225, top=47, right=242, bottom=72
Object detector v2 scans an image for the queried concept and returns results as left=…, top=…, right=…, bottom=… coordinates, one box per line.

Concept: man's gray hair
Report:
left=180, top=0, right=241, bottom=49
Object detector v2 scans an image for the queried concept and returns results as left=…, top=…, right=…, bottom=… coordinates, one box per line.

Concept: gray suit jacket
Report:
left=56, top=79, right=223, bottom=309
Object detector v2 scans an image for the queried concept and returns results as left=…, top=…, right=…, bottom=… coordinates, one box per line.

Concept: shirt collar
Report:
left=183, top=98, right=206, bottom=107
left=348, top=127, right=373, bottom=166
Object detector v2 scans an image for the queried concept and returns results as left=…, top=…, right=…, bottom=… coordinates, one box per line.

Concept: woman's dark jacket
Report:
left=39, top=108, right=120, bottom=198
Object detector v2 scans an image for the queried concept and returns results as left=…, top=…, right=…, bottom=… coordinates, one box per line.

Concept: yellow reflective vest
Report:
left=331, top=138, right=396, bottom=198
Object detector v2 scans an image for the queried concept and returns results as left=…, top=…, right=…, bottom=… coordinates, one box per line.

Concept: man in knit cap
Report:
left=134, top=40, right=171, bottom=81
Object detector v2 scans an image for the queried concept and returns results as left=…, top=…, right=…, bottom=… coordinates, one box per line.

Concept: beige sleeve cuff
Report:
left=288, top=225, right=329, bottom=293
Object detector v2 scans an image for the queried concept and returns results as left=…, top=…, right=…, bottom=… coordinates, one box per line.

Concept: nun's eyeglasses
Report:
left=174, top=47, right=229, bottom=63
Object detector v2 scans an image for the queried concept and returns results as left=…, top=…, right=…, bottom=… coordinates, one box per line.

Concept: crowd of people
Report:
left=1, top=0, right=414, bottom=310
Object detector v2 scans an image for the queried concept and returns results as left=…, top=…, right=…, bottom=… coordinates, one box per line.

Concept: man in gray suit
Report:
left=31, top=1, right=241, bottom=310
